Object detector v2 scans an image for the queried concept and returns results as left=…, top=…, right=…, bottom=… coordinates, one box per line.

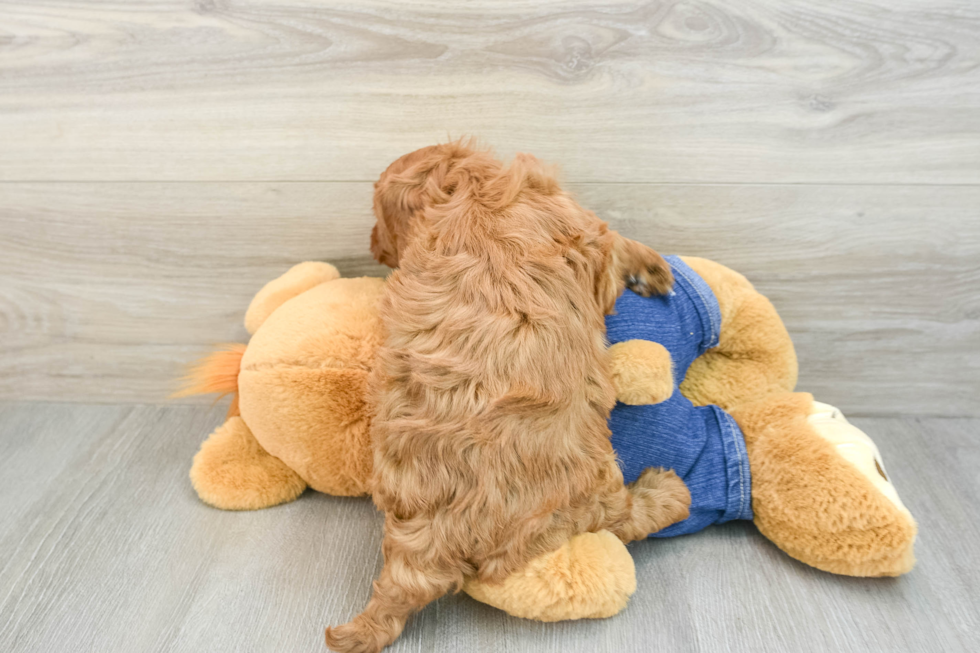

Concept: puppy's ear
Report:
left=595, top=235, right=623, bottom=315
left=371, top=174, right=417, bottom=268
left=371, top=142, right=475, bottom=267
left=376, top=146, right=460, bottom=213
left=370, top=221, right=400, bottom=268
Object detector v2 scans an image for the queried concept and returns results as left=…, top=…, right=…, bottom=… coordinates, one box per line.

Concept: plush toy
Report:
left=179, top=256, right=917, bottom=622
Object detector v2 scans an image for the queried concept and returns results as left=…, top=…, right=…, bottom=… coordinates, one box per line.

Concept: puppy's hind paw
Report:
left=631, top=467, right=691, bottom=532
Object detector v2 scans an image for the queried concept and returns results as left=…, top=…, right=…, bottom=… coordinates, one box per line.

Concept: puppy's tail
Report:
left=172, top=343, right=246, bottom=416
left=325, top=557, right=455, bottom=653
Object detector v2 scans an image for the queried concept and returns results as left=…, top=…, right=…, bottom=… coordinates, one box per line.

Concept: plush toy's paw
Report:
left=463, top=531, right=636, bottom=622
left=608, top=340, right=674, bottom=405
left=245, top=261, right=340, bottom=334
left=190, top=416, right=307, bottom=510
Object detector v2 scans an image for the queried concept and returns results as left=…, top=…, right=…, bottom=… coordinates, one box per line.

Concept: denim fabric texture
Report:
left=605, top=256, right=753, bottom=537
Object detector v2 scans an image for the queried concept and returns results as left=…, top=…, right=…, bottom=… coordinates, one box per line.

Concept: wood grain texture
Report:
left=1, top=0, right=978, bottom=413
left=0, top=403, right=977, bottom=652
left=2, top=181, right=977, bottom=415
left=1, top=0, right=979, bottom=183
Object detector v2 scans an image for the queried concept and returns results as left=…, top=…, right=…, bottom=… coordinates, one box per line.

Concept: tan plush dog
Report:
left=181, top=257, right=916, bottom=622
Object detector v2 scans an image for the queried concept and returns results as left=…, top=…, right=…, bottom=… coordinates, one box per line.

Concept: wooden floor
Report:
left=0, top=401, right=977, bottom=653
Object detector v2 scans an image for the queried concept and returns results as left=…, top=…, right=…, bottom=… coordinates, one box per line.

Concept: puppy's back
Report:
left=371, top=154, right=622, bottom=576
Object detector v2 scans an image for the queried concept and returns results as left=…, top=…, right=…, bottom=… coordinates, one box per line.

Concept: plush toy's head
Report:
left=238, top=274, right=386, bottom=496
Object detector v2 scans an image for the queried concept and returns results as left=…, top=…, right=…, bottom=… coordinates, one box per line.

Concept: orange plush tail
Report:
left=173, top=343, right=247, bottom=417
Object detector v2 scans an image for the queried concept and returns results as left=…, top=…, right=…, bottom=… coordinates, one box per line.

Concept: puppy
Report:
left=325, top=142, right=690, bottom=653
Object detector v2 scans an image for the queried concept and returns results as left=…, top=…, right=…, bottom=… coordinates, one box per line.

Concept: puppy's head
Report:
left=371, top=142, right=475, bottom=267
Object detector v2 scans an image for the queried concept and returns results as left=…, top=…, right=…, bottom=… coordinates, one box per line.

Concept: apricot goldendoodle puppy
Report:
left=325, top=143, right=691, bottom=653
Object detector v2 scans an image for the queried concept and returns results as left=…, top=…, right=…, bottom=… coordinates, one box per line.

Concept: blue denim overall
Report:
left=606, top=256, right=753, bottom=537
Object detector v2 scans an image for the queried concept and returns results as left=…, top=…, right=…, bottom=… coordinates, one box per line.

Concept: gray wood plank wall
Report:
left=1, top=1, right=978, bottom=415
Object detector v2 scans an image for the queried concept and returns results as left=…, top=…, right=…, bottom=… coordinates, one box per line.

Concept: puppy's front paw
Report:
left=626, top=261, right=673, bottom=297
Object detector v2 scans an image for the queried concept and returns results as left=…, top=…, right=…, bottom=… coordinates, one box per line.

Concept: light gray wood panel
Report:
left=0, top=403, right=977, bottom=652
left=0, top=181, right=388, bottom=403
left=2, top=181, right=977, bottom=415
left=1, top=1, right=978, bottom=183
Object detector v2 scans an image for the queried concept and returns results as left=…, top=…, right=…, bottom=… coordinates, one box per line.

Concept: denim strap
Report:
left=664, top=255, right=721, bottom=355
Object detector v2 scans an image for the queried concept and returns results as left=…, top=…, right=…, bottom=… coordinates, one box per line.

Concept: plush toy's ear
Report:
left=608, top=340, right=674, bottom=405
left=244, top=262, right=340, bottom=335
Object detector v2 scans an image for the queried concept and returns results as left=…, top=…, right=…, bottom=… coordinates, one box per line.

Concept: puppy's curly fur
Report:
left=326, top=142, right=691, bottom=653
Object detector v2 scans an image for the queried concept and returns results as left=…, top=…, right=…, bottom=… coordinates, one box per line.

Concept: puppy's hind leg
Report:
left=608, top=468, right=691, bottom=543
left=610, top=233, right=674, bottom=299
left=325, top=547, right=456, bottom=653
